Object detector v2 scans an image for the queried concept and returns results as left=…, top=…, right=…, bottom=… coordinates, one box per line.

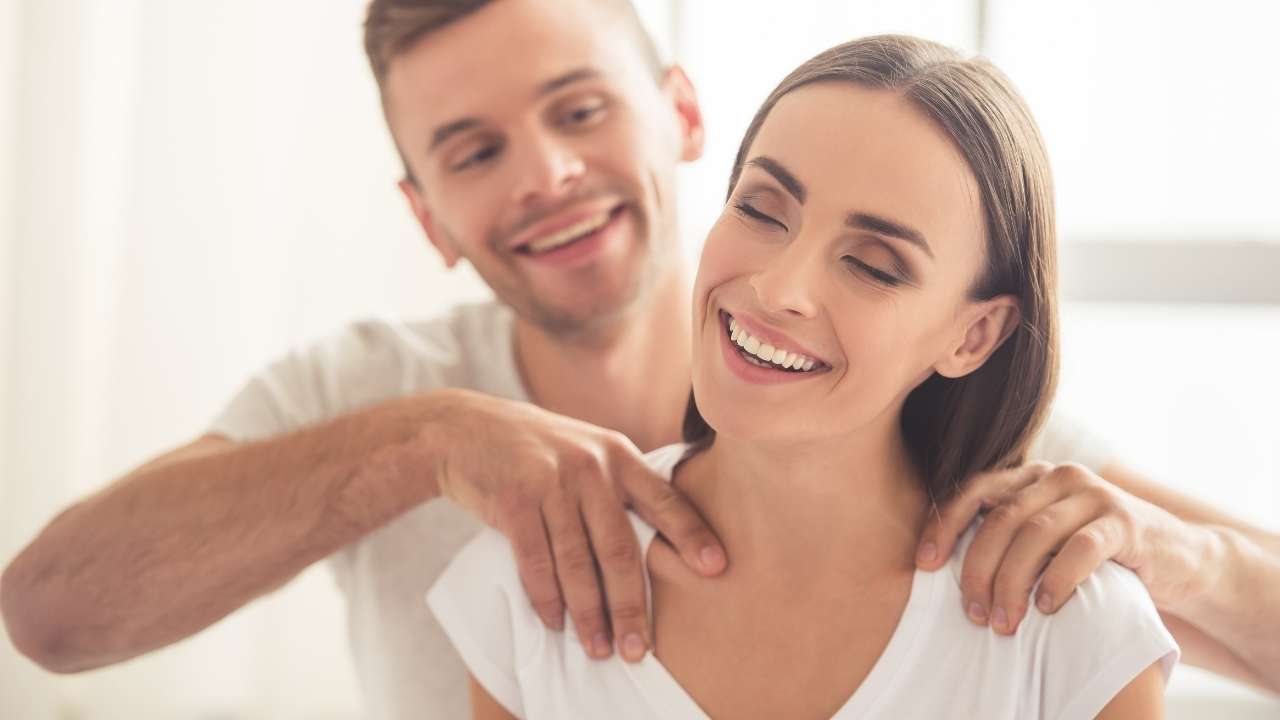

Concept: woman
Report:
left=427, top=35, right=1178, bottom=719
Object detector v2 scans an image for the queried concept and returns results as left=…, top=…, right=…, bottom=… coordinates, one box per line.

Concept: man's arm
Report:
left=1, top=388, right=725, bottom=673
left=0, top=395, right=450, bottom=673
left=917, top=462, right=1280, bottom=693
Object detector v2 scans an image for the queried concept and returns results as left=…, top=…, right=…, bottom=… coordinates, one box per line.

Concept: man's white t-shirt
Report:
left=428, top=443, right=1179, bottom=720
left=208, top=301, right=1129, bottom=720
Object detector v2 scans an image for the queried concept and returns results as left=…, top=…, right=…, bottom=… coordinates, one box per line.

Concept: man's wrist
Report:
left=1161, top=523, right=1239, bottom=618
left=328, top=390, right=461, bottom=533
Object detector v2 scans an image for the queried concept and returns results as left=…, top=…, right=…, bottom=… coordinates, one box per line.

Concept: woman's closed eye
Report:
left=842, top=255, right=905, bottom=287
left=732, top=197, right=788, bottom=232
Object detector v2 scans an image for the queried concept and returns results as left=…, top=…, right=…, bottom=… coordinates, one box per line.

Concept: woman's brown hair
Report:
left=683, top=34, right=1060, bottom=504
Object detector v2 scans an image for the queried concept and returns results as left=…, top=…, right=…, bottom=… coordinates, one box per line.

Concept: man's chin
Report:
left=525, top=284, right=648, bottom=338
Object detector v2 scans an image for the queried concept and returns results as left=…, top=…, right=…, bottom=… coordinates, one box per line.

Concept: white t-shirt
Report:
left=428, top=443, right=1179, bottom=720
left=208, top=300, right=1126, bottom=720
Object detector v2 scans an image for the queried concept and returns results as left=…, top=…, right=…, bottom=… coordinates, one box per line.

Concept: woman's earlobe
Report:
left=935, top=298, right=1021, bottom=379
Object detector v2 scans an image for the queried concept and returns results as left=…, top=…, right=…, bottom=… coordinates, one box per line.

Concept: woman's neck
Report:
left=678, top=418, right=931, bottom=583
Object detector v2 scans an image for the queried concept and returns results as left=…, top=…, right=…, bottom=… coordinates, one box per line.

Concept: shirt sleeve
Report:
left=426, top=528, right=544, bottom=719
left=1023, top=560, right=1179, bottom=720
left=1028, top=411, right=1118, bottom=471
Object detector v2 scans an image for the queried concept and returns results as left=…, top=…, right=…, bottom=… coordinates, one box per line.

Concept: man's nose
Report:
left=510, top=131, right=585, bottom=207
left=748, top=238, right=821, bottom=319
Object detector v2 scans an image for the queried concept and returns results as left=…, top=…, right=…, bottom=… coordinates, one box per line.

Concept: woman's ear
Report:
left=398, top=178, right=462, bottom=268
left=935, top=296, right=1021, bottom=379
left=661, top=65, right=705, bottom=163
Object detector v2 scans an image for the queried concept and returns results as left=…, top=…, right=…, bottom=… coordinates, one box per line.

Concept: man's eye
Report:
left=732, top=199, right=788, bottom=232
left=561, top=102, right=606, bottom=128
left=451, top=142, right=502, bottom=172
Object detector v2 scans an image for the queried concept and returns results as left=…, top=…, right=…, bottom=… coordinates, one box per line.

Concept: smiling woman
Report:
left=429, top=34, right=1176, bottom=720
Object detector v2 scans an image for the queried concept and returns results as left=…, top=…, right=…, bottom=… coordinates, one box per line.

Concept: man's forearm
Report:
left=1099, top=463, right=1280, bottom=692
left=0, top=392, right=455, bottom=673
left=1170, top=525, right=1280, bottom=693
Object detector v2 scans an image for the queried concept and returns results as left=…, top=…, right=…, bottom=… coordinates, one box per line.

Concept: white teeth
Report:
left=525, top=211, right=611, bottom=253
left=725, top=313, right=820, bottom=372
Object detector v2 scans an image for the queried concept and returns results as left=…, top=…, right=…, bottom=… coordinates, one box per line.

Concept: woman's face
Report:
left=691, top=81, right=999, bottom=447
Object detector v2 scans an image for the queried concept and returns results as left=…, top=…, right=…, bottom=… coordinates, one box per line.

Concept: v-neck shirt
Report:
left=427, top=443, right=1178, bottom=719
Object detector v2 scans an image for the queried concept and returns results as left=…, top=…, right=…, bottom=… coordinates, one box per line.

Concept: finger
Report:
left=542, top=492, right=612, bottom=659
left=1033, top=516, right=1123, bottom=616
left=502, top=501, right=566, bottom=632
left=615, top=449, right=726, bottom=576
left=988, top=494, right=1098, bottom=634
left=918, top=461, right=1051, bottom=571
left=580, top=485, right=650, bottom=662
left=959, top=467, right=1070, bottom=627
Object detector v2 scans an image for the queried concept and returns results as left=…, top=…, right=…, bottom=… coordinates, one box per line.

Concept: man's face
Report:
left=382, top=0, right=702, bottom=336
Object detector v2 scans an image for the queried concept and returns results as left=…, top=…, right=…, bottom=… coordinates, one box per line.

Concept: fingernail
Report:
left=700, top=546, right=725, bottom=572
left=592, top=633, right=612, bottom=658
left=916, top=542, right=937, bottom=565
left=967, top=602, right=988, bottom=624
left=622, top=633, right=647, bottom=661
left=992, top=606, right=1009, bottom=632
left=1036, top=593, right=1052, bottom=613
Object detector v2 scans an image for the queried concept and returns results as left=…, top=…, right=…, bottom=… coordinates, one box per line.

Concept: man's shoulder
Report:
left=336, top=299, right=511, bottom=359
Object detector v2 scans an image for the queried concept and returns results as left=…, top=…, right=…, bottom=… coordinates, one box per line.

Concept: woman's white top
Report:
left=427, top=443, right=1178, bottom=719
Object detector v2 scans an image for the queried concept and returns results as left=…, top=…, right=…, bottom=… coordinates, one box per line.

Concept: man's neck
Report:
left=513, top=268, right=692, bottom=452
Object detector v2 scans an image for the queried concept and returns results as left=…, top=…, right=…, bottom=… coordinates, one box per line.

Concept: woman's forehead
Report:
left=747, top=82, right=985, bottom=258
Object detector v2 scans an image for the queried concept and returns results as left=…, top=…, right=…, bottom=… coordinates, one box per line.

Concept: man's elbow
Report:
left=1, top=559, right=96, bottom=674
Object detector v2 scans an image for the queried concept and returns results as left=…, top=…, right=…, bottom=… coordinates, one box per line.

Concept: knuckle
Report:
left=1028, top=460, right=1055, bottom=475
left=1074, top=526, right=1107, bottom=554
left=570, top=605, right=607, bottom=631
left=598, top=538, right=641, bottom=569
left=1024, top=511, right=1058, bottom=535
left=607, top=602, right=646, bottom=625
left=960, top=570, right=991, bottom=599
left=528, top=593, right=564, bottom=616
left=985, top=502, right=1023, bottom=528
left=993, top=573, right=1028, bottom=606
left=516, top=549, right=558, bottom=579
left=556, top=544, right=597, bottom=576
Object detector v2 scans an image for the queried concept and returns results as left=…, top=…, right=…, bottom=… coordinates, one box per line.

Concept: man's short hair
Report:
left=363, top=0, right=666, bottom=90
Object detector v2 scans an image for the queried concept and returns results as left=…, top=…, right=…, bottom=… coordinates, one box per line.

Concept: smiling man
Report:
left=3, top=1, right=1278, bottom=718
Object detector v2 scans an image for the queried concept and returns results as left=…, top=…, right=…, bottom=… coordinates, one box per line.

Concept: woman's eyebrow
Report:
left=847, top=212, right=933, bottom=258
left=745, top=156, right=806, bottom=204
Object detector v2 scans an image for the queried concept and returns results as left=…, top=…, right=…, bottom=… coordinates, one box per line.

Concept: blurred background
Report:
left=1, top=0, right=1277, bottom=717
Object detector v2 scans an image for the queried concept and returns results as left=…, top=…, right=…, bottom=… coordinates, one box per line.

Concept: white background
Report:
left=2, top=0, right=1276, bottom=717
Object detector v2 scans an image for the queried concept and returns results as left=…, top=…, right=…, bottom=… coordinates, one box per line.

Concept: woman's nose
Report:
left=748, top=240, right=820, bottom=319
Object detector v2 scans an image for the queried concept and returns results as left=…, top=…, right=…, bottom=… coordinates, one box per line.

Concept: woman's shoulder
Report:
left=936, top=521, right=1179, bottom=717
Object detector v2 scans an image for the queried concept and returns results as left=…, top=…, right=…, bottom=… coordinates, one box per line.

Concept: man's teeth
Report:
left=525, top=211, right=612, bottom=253
left=727, top=316, right=817, bottom=372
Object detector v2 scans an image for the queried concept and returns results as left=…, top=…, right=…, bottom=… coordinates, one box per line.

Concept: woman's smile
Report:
left=717, top=309, right=832, bottom=385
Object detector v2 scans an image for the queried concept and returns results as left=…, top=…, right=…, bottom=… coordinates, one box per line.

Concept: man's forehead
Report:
left=384, top=0, right=629, bottom=123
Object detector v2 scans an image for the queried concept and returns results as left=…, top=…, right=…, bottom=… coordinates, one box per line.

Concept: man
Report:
left=3, top=0, right=1277, bottom=717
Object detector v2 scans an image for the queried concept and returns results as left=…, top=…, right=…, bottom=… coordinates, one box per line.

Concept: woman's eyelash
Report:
left=732, top=198, right=787, bottom=231
left=843, top=256, right=903, bottom=287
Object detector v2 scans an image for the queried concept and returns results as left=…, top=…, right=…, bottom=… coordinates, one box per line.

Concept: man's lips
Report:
left=508, top=202, right=625, bottom=253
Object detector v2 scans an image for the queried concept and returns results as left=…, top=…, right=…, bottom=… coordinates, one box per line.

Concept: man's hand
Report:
left=431, top=389, right=726, bottom=662
left=914, top=461, right=1214, bottom=635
